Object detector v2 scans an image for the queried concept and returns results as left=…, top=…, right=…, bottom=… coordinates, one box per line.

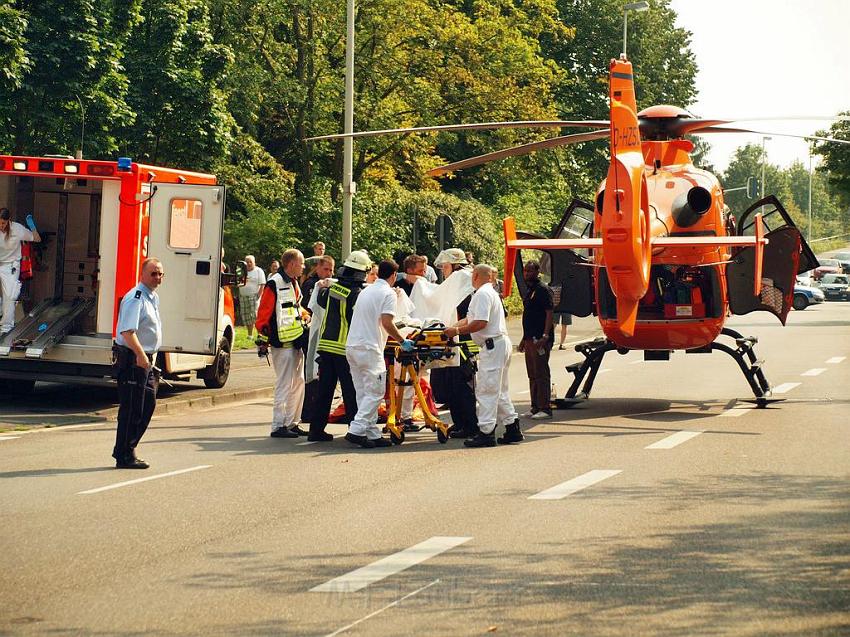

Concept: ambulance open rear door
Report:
left=147, top=183, right=225, bottom=355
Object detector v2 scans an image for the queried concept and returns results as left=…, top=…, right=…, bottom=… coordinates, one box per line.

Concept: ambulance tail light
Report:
left=13, top=160, right=28, bottom=171
left=87, top=164, right=115, bottom=177
left=0, top=159, right=5, bottom=170
left=64, top=162, right=79, bottom=174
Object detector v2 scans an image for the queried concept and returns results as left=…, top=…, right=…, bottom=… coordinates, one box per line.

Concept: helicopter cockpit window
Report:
left=739, top=201, right=785, bottom=236
left=520, top=250, right=552, bottom=285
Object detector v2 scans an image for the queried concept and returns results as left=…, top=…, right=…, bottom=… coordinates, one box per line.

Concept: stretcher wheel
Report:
left=390, top=429, right=405, bottom=445
left=437, top=428, right=448, bottom=444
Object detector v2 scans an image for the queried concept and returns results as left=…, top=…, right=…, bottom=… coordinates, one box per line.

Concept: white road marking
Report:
left=771, top=382, right=801, bottom=394
left=77, top=465, right=211, bottom=495
left=517, top=390, right=530, bottom=395
left=323, top=579, right=440, bottom=637
left=826, top=356, right=845, bottom=364
left=629, top=360, right=644, bottom=365
left=645, top=431, right=702, bottom=450
left=801, top=368, right=827, bottom=377
left=0, top=435, right=21, bottom=441
left=719, top=407, right=751, bottom=418
left=296, top=441, right=319, bottom=446
left=529, top=469, right=622, bottom=500
left=310, top=536, right=471, bottom=593
left=598, top=368, right=611, bottom=375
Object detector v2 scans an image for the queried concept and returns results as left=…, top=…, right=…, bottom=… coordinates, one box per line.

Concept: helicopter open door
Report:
left=512, top=199, right=595, bottom=317
left=727, top=196, right=812, bottom=324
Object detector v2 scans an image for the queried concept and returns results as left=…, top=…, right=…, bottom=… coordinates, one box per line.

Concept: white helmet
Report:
left=343, top=250, right=371, bottom=271
left=434, top=247, right=468, bottom=266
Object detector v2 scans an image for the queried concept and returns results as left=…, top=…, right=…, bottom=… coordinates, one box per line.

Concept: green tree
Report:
left=121, top=0, right=233, bottom=169
left=0, top=0, right=138, bottom=156
left=814, top=113, right=850, bottom=207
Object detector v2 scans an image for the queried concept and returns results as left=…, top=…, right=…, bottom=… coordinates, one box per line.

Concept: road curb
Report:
left=80, top=385, right=276, bottom=424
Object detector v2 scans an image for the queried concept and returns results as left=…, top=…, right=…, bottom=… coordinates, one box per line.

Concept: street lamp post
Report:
left=760, top=135, right=771, bottom=214
left=808, top=141, right=814, bottom=243
left=623, top=1, right=650, bottom=58
left=341, top=0, right=355, bottom=260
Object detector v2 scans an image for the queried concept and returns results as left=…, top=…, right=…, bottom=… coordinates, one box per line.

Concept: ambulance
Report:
left=0, top=154, right=238, bottom=394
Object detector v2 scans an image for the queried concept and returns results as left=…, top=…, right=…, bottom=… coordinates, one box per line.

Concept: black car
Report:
left=819, top=273, right=850, bottom=301
left=832, top=251, right=850, bottom=274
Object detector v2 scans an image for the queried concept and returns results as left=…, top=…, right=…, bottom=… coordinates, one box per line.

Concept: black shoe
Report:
left=371, top=437, right=393, bottom=448
left=345, top=433, right=375, bottom=448
left=464, top=432, right=496, bottom=448
left=402, top=419, right=421, bottom=433
left=290, top=425, right=310, bottom=437
left=449, top=425, right=476, bottom=439
left=116, top=457, right=149, bottom=469
left=307, top=431, right=334, bottom=442
left=497, top=420, right=524, bottom=445
left=271, top=428, right=299, bottom=438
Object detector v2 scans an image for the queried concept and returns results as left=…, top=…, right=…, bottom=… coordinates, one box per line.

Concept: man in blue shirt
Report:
left=112, top=258, right=164, bottom=469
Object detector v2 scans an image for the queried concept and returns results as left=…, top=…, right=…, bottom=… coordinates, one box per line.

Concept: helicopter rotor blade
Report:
left=691, top=126, right=850, bottom=145
left=306, top=120, right=610, bottom=142
left=426, top=129, right=609, bottom=177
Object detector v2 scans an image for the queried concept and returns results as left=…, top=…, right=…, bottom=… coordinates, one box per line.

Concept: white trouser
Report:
left=347, top=346, right=386, bottom=440
left=474, top=336, right=518, bottom=434
left=0, top=262, right=22, bottom=333
left=394, top=360, right=420, bottom=420
left=270, top=346, right=305, bottom=431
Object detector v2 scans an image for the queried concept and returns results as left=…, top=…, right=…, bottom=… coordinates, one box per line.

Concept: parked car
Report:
left=831, top=251, right=850, bottom=273
left=819, top=273, right=850, bottom=301
left=812, top=258, right=842, bottom=281
left=793, top=280, right=825, bottom=310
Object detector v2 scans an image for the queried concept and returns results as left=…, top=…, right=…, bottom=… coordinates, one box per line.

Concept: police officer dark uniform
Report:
left=308, top=250, right=371, bottom=441
left=112, top=258, right=164, bottom=469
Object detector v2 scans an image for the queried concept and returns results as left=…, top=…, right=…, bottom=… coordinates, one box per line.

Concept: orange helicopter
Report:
left=308, top=54, right=849, bottom=407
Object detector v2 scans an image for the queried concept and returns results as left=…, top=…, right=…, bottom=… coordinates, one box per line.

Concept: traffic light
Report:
left=746, top=176, right=759, bottom=199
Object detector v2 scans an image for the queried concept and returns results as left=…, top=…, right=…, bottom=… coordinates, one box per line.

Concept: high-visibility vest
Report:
left=270, top=272, right=304, bottom=343
left=318, top=282, right=359, bottom=355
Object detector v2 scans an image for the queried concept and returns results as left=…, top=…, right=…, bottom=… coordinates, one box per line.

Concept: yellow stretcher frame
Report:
left=384, top=328, right=457, bottom=445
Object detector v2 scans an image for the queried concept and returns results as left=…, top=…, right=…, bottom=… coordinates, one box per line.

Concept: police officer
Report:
left=431, top=248, right=480, bottom=439
left=255, top=248, right=309, bottom=438
left=308, top=250, right=371, bottom=441
left=444, top=264, right=521, bottom=448
left=112, top=258, right=164, bottom=469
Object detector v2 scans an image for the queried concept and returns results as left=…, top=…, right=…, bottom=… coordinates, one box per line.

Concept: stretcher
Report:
left=384, top=323, right=458, bottom=444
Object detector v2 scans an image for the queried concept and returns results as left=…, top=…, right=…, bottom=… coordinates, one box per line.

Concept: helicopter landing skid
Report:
left=701, top=327, right=780, bottom=409
left=554, top=337, right=619, bottom=408
left=554, top=329, right=781, bottom=409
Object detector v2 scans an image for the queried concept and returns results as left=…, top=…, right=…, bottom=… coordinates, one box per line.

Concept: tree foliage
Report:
left=814, top=113, right=850, bottom=208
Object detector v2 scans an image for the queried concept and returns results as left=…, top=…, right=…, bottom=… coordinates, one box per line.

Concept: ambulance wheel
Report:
left=390, top=429, right=405, bottom=445
left=437, top=428, right=448, bottom=444
left=203, top=336, right=231, bottom=388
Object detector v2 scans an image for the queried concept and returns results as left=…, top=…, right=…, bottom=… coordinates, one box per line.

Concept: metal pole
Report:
left=760, top=136, right=770, bottom=215
left=808, top=145, right=813, bottom=243
left=623, top=12, right=628, bottom=58
left=341, top=0, right=355, bottom=260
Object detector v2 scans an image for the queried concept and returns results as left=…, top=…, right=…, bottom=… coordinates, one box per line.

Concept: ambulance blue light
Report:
left=117, top=157, right=133, bottom=172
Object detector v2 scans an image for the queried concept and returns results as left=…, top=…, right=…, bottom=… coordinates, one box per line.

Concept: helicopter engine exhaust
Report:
left=672, top=186, right=712, bottom=228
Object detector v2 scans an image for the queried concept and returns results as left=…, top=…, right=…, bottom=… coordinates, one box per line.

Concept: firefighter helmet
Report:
left=343, top=250, right=372, bottom=271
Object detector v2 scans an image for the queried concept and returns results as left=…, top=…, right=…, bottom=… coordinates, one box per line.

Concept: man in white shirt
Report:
left=345, top=259, right=414, bottom=448
left=239, top=255, right=265, bottom=337
left=445, top=264, right=521, bottom=447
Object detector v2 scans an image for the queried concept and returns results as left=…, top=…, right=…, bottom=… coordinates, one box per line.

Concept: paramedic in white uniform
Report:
left=344, top=259, right=414, bottom=449
left=0, top=208, right=41, bottom=335
left=444, top=264, right=522, bottom=448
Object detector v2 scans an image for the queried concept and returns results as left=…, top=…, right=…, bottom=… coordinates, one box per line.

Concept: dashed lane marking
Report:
left=310, top=536, right=471, bottom=593
left=529, top=469, right=622, bottom=500
left=645, top=431, right=702, bottom=450
left=0, top=435, right=21, bottom=441
left=772, top=382, right=801, bottom=394
left=826, top=356, right=845, bottom=364
left=323, top=579, right=440, bottom=637
left=77, top=465, right=211, bottom=495
left=801, top=368, right=827, bottom=377
left=719, top=407, right=751, bottom=417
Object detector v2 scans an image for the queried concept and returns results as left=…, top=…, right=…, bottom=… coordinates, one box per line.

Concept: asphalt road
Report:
left=1, top=303, right=848, bottom=635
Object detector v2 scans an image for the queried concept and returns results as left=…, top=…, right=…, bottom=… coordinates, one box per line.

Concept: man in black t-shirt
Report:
left=518, top=260, right=554, bottom=419
left=395, top=254, right=426, bottom=297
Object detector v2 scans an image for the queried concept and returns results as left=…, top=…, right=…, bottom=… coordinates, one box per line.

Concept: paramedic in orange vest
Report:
left=0, top=208, right=42, bottom=336
left=255, top=248, right=310, bottom=438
